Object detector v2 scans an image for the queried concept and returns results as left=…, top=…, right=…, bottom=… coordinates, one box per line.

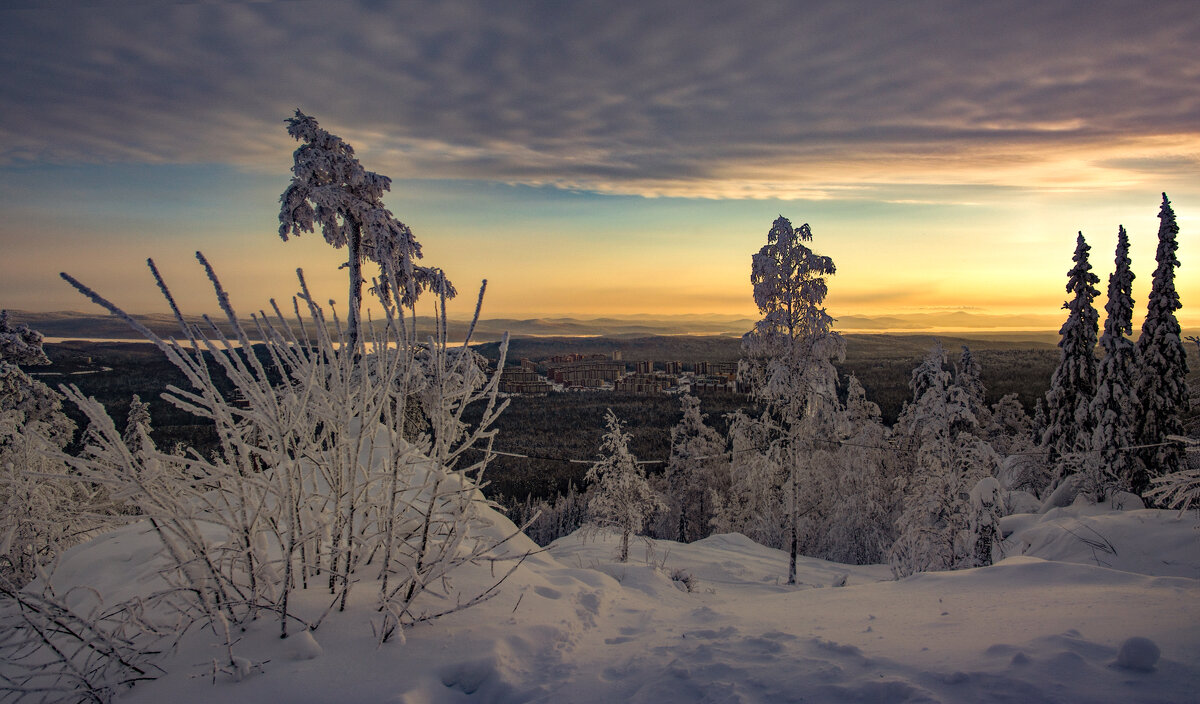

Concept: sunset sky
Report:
left=1, top=1, right=1197, bottom=327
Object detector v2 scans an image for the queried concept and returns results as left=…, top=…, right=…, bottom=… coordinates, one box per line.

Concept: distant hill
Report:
left=472, top=332, right=1058, bottom=366
left=5, top=309, right=1076, bottom=341
left=13, top=309, right=1193, bottom=347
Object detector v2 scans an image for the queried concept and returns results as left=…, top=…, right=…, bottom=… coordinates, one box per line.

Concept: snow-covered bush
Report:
left=1145, top=439, right=1200, bottom=512
left=14, top=252, right=526, bottom=699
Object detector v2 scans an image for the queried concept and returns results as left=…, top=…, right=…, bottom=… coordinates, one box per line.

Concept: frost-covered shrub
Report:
left=0, top=579, right=177, bottom=703
left=669, top=568, right=697, bottom=593
left=48, top=254, right=524, bottom=669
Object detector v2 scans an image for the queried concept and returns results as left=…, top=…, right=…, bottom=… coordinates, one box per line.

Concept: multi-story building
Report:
left=545, top=358, right=624, bottom=387
left=695, top=360, right=739, bottom=377
left=614, top=374, right=674, bottom=393
left=499, top=367, right=552, bottom=394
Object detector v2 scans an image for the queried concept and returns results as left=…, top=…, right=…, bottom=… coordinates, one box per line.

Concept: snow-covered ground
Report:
left=42, top=501, right=1200, bottom=703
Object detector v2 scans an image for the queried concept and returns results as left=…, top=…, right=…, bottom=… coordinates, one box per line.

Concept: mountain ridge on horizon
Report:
left=4, top=308, right=1098, bottom=342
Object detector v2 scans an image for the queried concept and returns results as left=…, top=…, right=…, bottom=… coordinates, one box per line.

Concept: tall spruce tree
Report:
left=1134, top=193, right=1189, bottom=490
left=1089, top=226, right=1140, bottom=497
left=1042, top=232, right=1100, bottom=478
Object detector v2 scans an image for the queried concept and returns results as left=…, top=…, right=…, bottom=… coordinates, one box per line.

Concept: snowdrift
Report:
left=24, top=500, right=1199, bottom=704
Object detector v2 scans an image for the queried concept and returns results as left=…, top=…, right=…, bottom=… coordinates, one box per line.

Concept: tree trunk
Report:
left=787, top=440, right=799, bottom=585
left=347, top=217, right=363, bottom=353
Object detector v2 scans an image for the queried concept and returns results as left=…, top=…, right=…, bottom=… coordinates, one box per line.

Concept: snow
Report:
left=1001, top=502, right=1200, bottom=578
left=29, top=500, right=1200, bottom=703
left=1116, top=636, right=1161, bottom=671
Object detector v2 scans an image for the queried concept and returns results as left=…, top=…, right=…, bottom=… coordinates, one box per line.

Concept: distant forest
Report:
left=38, top=334, right=1065, bottom=501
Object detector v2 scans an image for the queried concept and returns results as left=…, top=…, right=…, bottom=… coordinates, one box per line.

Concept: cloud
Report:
left=1, top=1, right=1197, bottom=198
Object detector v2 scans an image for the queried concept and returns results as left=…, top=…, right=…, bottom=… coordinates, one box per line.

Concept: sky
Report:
left=1, top=0, right=1197, bottom=326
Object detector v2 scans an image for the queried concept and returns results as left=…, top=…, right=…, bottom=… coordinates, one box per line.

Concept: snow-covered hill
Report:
left=36, top=500, right=1200, bottom=704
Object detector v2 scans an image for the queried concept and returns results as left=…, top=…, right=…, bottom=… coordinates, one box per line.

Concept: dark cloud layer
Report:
left=2, top=0, right=1197, bottom=196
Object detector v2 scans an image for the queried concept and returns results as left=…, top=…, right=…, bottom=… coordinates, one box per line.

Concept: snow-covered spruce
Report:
left=1135, top=193, right=1189, bottom=490
left=122, top=394, right=155, bottom=462
left=1042, top=232, right=1100, bottom=480
left=585, top=409, right=664, bottom=563
left=1089, top=225, right=1140, bottom=498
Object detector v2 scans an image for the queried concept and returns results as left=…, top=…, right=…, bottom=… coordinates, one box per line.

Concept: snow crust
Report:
left=40, top=503, right=1200, bottom=703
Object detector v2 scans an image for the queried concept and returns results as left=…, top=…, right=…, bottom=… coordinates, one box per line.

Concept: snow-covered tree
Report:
left=984, top=393, right=1047, bottom=500
left=122, top=394, right=155, bottom=461
left=710, top=409, right=787, bottom=548
left=0, top=311, right=50, bottom=367
left=664, top=394, right=726, bottom=543
left=890, top=345, right=997, bottom=578
left=1135, top=193, right=1190, bottom=491
left=585, top=410, right=664, bottom=562
left=1042, top=232, right=1100, bottom=477
left=504, top=482, right=589, bottom=547
left=816, top=375, right=897, bottom=565
left=740, top=215, right=843, bottom=584
left=985, top=393, right=1036, bottom=457
left=1031, top=398, right=1047, bottom=447
left=0, top=313, right=87, bottom=584
left=279, top=110, right=452, bottom=351
left=966, top=477, right=1003, bottom=567
left=956, top=345, right=987, bottom=423
left=1089, top=225, right=1141, bottom=498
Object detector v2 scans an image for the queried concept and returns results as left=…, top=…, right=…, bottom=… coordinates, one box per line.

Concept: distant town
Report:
left=496, top=351, right=745, bottom=396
